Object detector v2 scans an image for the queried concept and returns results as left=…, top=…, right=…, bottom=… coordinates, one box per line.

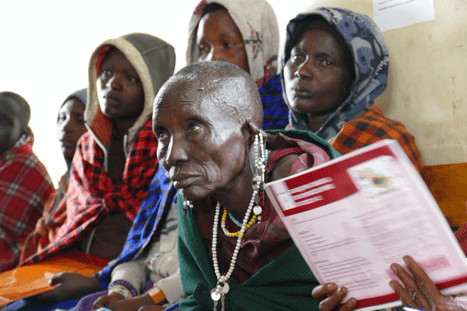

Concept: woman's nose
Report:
left=165, top=135, right=189, bottom=167
left=295, top=58, right=314, bottom=79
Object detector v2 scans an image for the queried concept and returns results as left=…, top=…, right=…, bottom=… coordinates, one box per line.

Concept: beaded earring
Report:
left=252, top=133, right=265, bottom=221
left=183, top=200, right=194, bottom=209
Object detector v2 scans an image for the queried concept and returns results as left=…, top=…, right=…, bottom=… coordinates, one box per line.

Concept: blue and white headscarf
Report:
left=282, top=7, right=389, bottom=140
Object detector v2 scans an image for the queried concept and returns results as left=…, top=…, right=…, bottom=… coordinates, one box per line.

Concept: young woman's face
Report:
left=96, top=49, right=145, bottom=121
left=284, top=28, right=351, bottom=116
left=196, top=10, right=250, bottom=73
left=0, top=101, right=22, bottom=154
left=57, top=98, right=87, bottom=159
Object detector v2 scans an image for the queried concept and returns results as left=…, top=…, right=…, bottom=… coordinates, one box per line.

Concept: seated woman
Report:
left=0, top=92, right=54, bottom=272
left=150, top=61, right=340, bottom=310
left=19, top=88, right=88, bottom=263
left=19, top=33, right=175, bottom=264
left=188, top=0, right=289, bottom=130
left=281, top=7, right=425, bottom=175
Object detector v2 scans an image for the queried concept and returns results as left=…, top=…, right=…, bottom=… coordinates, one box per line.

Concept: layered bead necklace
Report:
left=210, top=133, right=266, bottom=310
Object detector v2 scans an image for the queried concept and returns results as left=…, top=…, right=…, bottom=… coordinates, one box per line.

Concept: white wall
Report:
left=0, top=0, right=317, bottom=185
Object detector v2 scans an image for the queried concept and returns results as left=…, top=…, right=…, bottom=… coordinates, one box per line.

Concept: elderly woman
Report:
left=187, top=0, right=289, bottom=130
left=282, top=7, right=424, bottom=175
left=151, top=61, right=339, bottom=310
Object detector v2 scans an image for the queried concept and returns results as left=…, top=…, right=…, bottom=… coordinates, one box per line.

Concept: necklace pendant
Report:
left=211, top=288, right=221, bottom=301
left=220, top=282, right=230, bottom=294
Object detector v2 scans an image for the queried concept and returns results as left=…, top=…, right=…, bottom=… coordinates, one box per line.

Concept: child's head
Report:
left=0, top=91, right=30, bottom=153
left=57, top=89, right=87, bottom=160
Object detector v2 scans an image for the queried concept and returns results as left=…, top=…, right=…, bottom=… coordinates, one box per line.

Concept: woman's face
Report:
left=0, top=101, right=21, bottom=154
left=96, top=49, right=145, bottom=121
left=196, top=10, right=250, bottom=73
left=153, top=82, right=248, bottom=201
left=284, top=28, right=351, bottom=116
left=57, top=98, right=87, bottom=159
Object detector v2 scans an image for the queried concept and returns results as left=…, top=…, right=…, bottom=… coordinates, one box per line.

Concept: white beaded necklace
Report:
left=210, top=133, right=265, bottom=309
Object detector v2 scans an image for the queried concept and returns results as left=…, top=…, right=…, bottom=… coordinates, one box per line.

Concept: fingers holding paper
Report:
left=389, top=255, right=456, bottom=311
left=312, top=282, right=357, bottom=311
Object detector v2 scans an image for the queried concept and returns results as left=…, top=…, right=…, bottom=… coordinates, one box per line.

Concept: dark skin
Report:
left=57, top=98, right=87, bottom=160
left=284, top=28, right=351, bottom=132
left=96, top=48, right=145, bottom=183
left=390, top=255, right=463, bottom=311
left=197, top=9, right=250, bottom=74
left=92, top=292, right=163, bottom=311
left=0, top=101, right=23, bottom=154
left=31, top=50, right=145, bottom=304
left=153, top=81, right=259, bottom=220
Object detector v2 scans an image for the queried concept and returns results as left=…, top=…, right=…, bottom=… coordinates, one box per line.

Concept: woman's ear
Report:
left=241, top=120, right=261, bottom=147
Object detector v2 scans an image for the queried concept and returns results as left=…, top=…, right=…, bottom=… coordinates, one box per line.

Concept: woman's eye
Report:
left=127, top=75, right=139, bottom=83
left=100, top=69, right=112, bottom=78
left=222, top=42, right=234, bottom=49
left=198, top=44, right=209, bottom=54
left=188, top=123, right=201, bottom=132
left=155, top=131, right=167, bottom=141
left=320, top=60, right=333, bottom=67
left=291, top=53, right=303, bottom=61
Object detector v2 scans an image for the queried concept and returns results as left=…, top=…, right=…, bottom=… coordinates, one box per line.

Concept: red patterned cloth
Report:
left=331, top=106, right=424, bottom=176
left=19, top=174, right=68, bottom=264
left=20, top=119, right=159, bottom=264
left=194, top=130, right=336, bottom=284
left=0, top=130, right=54, bottom=272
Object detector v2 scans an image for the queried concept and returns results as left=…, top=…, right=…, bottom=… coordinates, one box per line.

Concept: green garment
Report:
left=178, top=129, right=340, bottom=310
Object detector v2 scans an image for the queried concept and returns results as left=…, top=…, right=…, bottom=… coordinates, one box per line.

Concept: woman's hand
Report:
left=93, top=293, right=158, bottom=311
left=389, top=255, right=465, bottom=311
left=312, top=282, right=357, bottom=311
left=36, top=272, right=101, bottom=302
left=92, top=293, right=125, bottom=310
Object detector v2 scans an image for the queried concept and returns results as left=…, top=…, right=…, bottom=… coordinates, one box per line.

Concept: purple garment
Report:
left=68, top=281, right=154, bottom=310
left=67, top=291, right=107, bottom=311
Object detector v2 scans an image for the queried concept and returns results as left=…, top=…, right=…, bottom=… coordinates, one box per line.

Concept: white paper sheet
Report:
left=373, top=0, right=435, bottom=32
left=265, top=140, right=467, bottom=310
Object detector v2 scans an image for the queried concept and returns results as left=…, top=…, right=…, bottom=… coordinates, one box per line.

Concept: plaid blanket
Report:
left=331, top=106, right=424, bottom=176
left=0, top=130, right=54, bottom=272
left=19, top=174, right=68, bottom=264
left=20, top=119, right=159, bottom=264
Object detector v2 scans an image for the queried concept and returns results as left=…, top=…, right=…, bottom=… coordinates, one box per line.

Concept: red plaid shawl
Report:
left=19, top=174, right=68, bottom=264
left=331, top=107, right=424, bottom=176
left=0, top=130, right=54, bottom=272
left=20, top=119, right=159, bottom=264
left=195, top=131, right=336, bottom=284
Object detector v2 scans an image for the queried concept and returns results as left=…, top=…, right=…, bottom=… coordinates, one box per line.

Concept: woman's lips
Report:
left=171, top=175, right=199, bottom=189
left=292, top=86, right=314, bottom=98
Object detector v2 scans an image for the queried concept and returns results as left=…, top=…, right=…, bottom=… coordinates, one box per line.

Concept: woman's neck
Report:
left=306, top=112, right=334, bottom=133
left=212, top=170, right=255, bottom=221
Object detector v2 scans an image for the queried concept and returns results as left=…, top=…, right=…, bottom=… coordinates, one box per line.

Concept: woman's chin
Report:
left=179, top=187, right=207, bottom=202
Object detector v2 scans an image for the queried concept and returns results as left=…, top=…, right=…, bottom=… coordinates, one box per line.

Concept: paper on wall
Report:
left=373, top=0, right=435, bottom=32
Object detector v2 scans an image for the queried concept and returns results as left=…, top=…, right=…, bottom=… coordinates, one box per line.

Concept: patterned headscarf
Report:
left=282, top=7, right=389, bottom=140
left=187, top=0, right=280, bottom=88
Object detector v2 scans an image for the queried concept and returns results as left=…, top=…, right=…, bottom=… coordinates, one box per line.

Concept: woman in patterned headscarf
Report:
left=282, top=7, right=424, bottom=175
left=187, top=0, right=289, bottom=130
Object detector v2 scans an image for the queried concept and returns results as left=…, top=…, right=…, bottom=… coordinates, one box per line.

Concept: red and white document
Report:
left=265, top=139, right=467, bottom=310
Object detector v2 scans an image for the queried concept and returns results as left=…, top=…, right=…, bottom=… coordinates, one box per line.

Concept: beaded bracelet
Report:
left=108, top=284, right=132, bottom=299
left=108, top=280, right=138, bottom=298
left=147, top=286, right=167, bottom=304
